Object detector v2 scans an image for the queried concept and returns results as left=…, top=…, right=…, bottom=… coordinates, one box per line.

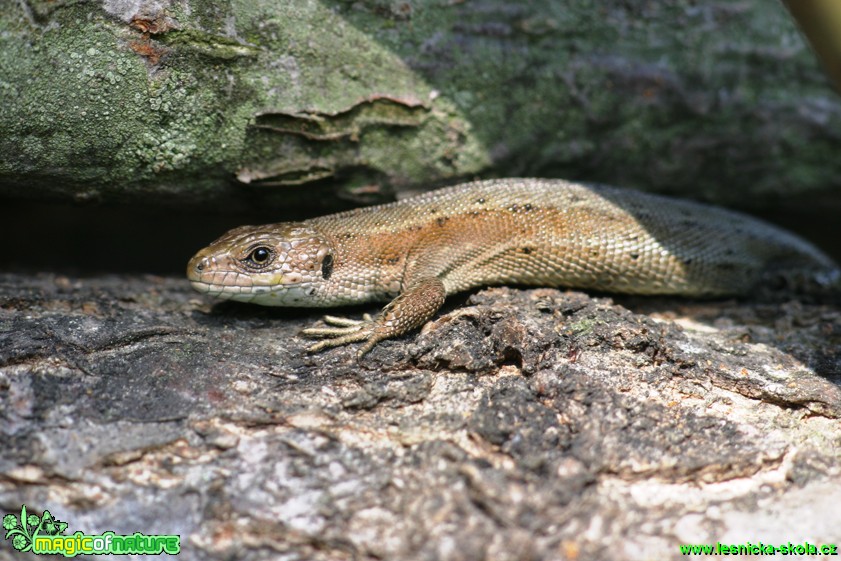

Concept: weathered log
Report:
left=1, top=0, right=840, bottom=211
left=1, top=273, right=840, bottom=559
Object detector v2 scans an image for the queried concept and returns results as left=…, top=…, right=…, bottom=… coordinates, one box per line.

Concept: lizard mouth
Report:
left=189, top=279, right=251, bottom=300
left=188, top=267, right=294, bottom=291
left=188, top=275, right=319, bottom=307
left=189, top=278, right=287, bottom=295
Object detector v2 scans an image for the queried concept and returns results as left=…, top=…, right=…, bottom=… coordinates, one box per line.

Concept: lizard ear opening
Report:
left=321, top=254, right=334, bottom=280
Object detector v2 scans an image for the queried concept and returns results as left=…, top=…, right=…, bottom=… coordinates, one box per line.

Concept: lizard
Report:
left=187, top=178, right=839, bottom=356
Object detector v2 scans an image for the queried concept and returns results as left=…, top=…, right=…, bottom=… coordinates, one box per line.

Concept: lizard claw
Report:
left=300, top=278, right=446, bottom=356
left=301, top=314, right=377, bottom=354
left=320, top=314, right=374, bottom=327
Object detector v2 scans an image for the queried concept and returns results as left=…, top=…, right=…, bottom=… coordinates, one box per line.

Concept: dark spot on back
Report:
left=521, top=247, right=533, bottom=255
left=630, top=253, right=639, bottom=260
left=436, top=217, right=449, bottom=227
left=476, top=197, right=486, bottom=204
left=429, top=208, right=438, bottom=214
left=524, top=203, right=533, bottom=211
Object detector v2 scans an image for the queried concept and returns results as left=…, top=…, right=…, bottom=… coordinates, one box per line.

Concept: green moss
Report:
left=157, top=29, right=261, bottom=60
left=0, top=0, right=839, bottom=207
left=567, top=319, right=599, bottom=337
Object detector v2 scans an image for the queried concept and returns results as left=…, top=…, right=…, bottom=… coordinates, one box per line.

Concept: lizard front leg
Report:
left=302, top=277, right=446, bottom=356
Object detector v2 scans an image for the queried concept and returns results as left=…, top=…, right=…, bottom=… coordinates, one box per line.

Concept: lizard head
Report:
left=187, top=223, right=336, bottom=306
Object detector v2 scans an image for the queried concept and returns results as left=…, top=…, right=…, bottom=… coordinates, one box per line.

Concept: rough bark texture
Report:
left=3, top=1, right=841, bottom=558
left=2, top=0, right=841, bottom=210
left=2, top=274, right=840, bottom=560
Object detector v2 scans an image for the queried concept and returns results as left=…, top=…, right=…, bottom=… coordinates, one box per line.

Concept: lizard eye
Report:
left=247, top=247, right=272, bottom=265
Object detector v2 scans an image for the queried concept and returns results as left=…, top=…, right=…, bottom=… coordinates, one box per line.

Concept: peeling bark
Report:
left=2, top=1, right=841, bottom=211
left=1, top=274, right=840, bottom=559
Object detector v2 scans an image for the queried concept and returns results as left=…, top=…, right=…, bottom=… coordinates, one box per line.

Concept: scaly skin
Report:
left=187, top=178, right=839, bottom=355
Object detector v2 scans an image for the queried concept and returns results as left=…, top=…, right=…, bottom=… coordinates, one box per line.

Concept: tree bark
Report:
left=3, top=5, right=841, bottom=557
left=1, top=273, right=840, bottom=559
left=2, top=0, right=840, bottom=211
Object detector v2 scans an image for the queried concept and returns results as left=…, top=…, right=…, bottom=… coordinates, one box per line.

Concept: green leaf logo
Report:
left=3, top=505, right=68, bottom=552
left=41, top=511, right=68, bottom=536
